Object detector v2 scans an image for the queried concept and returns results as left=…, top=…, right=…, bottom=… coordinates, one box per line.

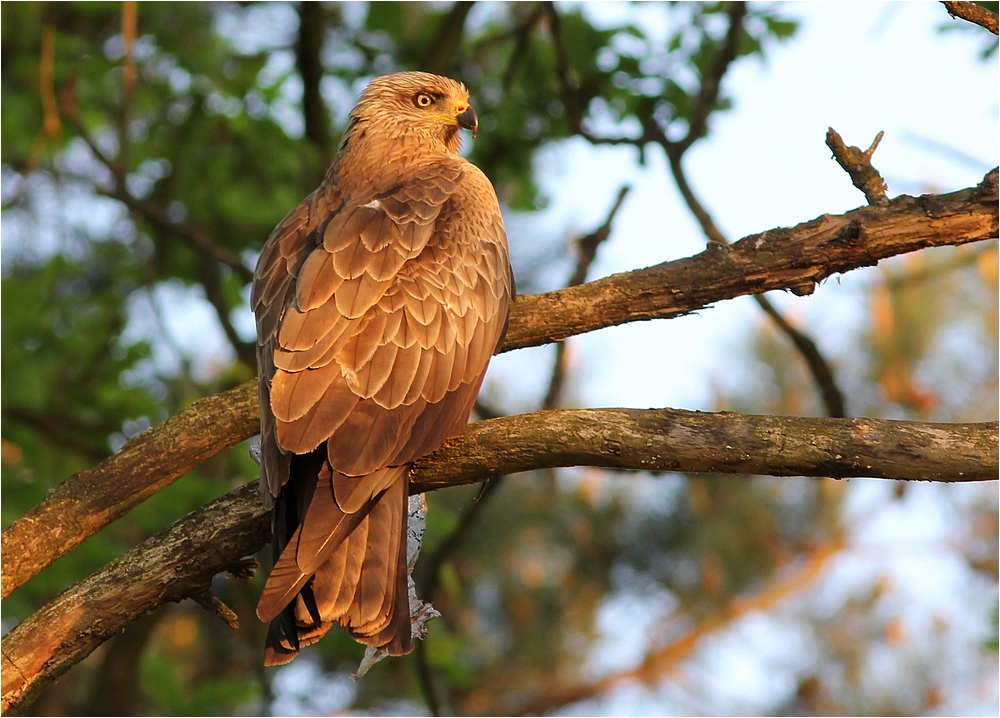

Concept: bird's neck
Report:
left=325, top=118, right=461, bottom=190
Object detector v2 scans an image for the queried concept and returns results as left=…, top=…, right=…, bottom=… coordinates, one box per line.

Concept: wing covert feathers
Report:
left=254, top=80, right=512, bottom=664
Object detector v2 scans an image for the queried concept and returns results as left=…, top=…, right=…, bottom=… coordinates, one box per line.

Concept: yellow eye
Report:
left=415, top=93, right=433, bottom=108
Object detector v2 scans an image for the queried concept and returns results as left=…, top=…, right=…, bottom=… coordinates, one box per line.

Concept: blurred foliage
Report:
left=1, top=2, right=996, bottom=716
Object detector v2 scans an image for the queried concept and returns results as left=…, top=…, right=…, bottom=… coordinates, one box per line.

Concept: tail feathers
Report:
left=261, top=464, right=413, bottom=664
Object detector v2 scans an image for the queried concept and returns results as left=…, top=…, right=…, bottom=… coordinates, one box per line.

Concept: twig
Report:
left=195, top=257, right=257, bottom=366
left=192, top=588, right=242, bottom=630
left=676, top=1, right=748, bottom=154
left=543, top=185, right=631, bottom=410
left=942, top=0, right=999, bottom=34
left=663, top=145, right=847, bottom=416
left=423, top=1, right=475, bottom=74
left=500, top=4, right=545, bottom=91
left=826, top=127, right=889, bottom=206
left=61, top=110, right=254, bottom=281
left=3, top=170, right=996, bottom=599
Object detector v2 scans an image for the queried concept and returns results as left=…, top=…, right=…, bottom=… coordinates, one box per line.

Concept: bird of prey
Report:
left=251, top=72, right=513, bottom=665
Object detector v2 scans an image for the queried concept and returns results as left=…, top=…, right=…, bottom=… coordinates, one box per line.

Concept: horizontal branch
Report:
left=412, top=410, right=998, bottom=486
left=3, top=409, right=995, bottom=713
left=3, top=171, right=997, bottom=599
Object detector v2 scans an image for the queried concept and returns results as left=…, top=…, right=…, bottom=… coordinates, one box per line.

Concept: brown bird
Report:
left=251, top=72, right=513, bottom=665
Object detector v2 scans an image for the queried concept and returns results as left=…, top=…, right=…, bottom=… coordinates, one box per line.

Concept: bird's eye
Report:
left=414, top=93, right=433, bottom=108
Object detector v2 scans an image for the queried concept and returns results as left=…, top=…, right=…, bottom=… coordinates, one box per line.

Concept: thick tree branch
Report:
left=0, top=382, right=258, bottom=599
left=2, top=172, right=996, bottom=600
left=413, top=411, right=997, bottom=487
left=1, top=482, right=269, bottom=716
left=2, top=410, right=995, bottom=713
left=942, top=0, right=999, bottom=34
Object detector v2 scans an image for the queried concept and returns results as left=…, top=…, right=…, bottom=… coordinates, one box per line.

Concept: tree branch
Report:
left=423, top=1, right=475, bottom=75
left=675, top=1, right=747, bottom=154
left=544, top=184, right=630, bottom=410
left=826, top=127, right=889, bottom=206
left=942, top=0, right=999, bottom=34
left=2, top=410, right=995, bottom=713
left=61, top=110, right=254, bottom=282
left=662, top=137, right=848, bottom=417
left=296, top=1, right=330, bottom=153
left=3, top=172, right=996, bottom=600
left=513, top=538, right=844, bottom=715
left=505, top=169, right=998, bottom=350
left=0, top=382, right=258, bottom=599
left=1, top=482, right=269, bottom=716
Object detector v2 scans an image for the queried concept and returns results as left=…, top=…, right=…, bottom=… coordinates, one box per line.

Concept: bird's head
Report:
left=350, top=71, right=478, bottom=153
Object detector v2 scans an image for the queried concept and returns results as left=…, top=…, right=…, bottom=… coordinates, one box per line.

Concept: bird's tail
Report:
left=259, top=458, right=412, bottom=666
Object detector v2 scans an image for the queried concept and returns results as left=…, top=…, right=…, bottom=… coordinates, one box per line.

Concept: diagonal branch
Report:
left=662, top=136, right=848, bottom=417
left=513, top=538, right=844, bottom=715
left=62, top=111, right=254, bottom=282
left=2, top=410, right=996, bottom=713
left=423, top=1, right=475, bottom=74
left=942, top=0, right=999, bottom=34
left=2, top=171, right=996, bottom=599
left=675, top=1, right=748, bottom=154
left=1, top=382, right=258, bottom=599
left=826, top=127, right=889, bottom=206
left=544, top=184, right=631, bottom=410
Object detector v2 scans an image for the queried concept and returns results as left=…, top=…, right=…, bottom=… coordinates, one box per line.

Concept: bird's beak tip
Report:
left=457, top=106, right=479, bottom=138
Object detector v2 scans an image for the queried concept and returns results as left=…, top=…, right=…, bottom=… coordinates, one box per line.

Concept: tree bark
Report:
left=2, top=409, right=996, bottom=714
left=2, top=170, right=997, bottom=601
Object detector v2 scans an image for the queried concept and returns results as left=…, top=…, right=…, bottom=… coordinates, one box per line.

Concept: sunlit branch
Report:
left=942, top=0, right=999, bottom=34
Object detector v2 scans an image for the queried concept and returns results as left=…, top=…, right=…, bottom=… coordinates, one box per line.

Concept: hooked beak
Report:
left=456, top=104, right=479, bottom=138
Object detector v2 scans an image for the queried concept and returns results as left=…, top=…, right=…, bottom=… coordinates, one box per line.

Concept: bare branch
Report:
left=2, top=409, right=995, bottom=713
left=826, top=127, right=889, bottom=206
left=509, top=170, right=996, bottom=350
left=662, top=138, right=848, bottom=417
left=544, top=185, right=631, bottom=409
left=423, top=2, right=475, bottom=74
left=0, top=382, right=258, bottom=599
left=676, top=1, right=748, bottom=154
left=413, top=410, right=998, bottom=488
left=1, top=482, right=270, bottom=716
left=3, top=171, right=996, bottom=600
left=296, top=2, right=331, bottom=154
left=61, top=111, right=254, bottom=282
left=942, top=0, right=999, bottom=34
